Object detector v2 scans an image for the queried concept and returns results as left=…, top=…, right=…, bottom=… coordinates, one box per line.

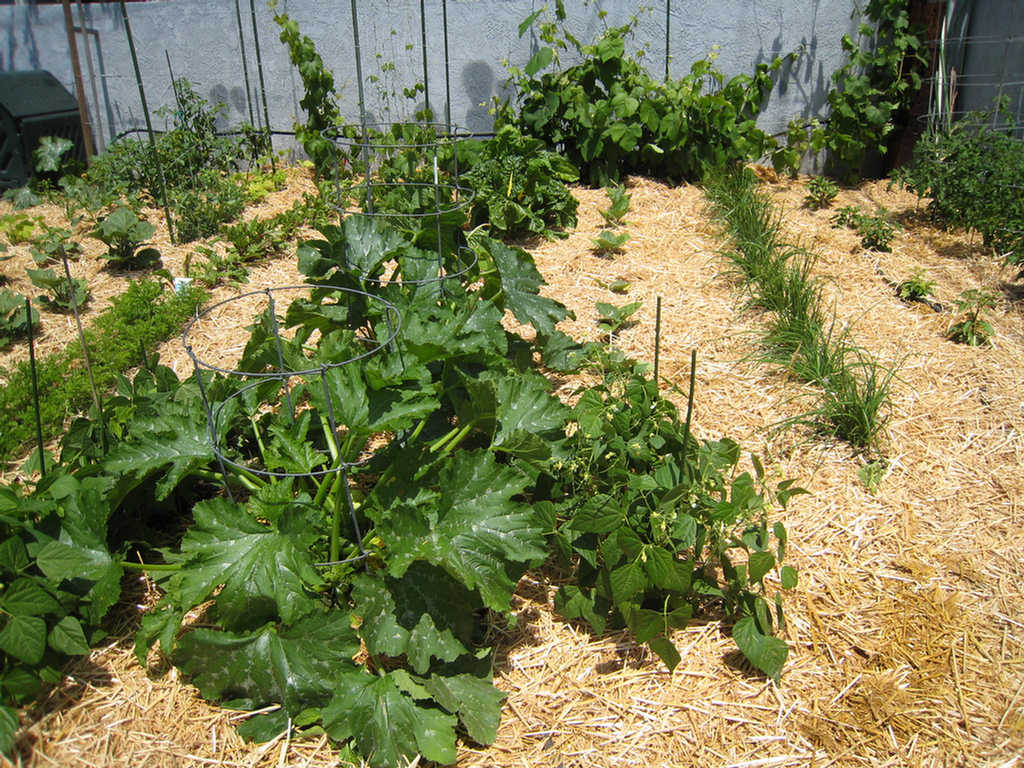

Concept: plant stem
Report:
left=121, top=560, right=181, bottom=572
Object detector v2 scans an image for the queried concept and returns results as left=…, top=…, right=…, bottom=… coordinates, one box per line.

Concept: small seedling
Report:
left=804, top=176, right=839, bottom=210
left=857, top=458, right=888, bottom=493
left=830, top=205, right=862, bottom=229
left=26, top=267, right=90, bottom=312
left=92, top=205, right=161, bottom=268
left=595, top=277, right=631, bottom=294
left=896, top=269, right=936, bottom=302
left=831, top=205, right=898, bottom=251
left=591, top=229, right=630, bottom=255
left=947, top=289, right=997, bottom=346
left=599, top=183, right=631, bottom=226
left=30, top=225, right=82, bottom=266
left=596, top=300, right=641, bottom=338
left=0, top=288, right=38, bottom=347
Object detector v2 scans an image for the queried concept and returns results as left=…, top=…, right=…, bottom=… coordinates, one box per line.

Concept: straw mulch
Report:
left=4, top=170, right=1023, bottom=767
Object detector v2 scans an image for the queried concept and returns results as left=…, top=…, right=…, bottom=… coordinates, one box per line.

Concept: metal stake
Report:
left=25, top=299, right=45, bottom=478
left=119, top=0, right=176, bottom=244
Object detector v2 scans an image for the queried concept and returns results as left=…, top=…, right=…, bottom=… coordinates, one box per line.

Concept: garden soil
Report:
left=3, top=170, right=1022, bottom=767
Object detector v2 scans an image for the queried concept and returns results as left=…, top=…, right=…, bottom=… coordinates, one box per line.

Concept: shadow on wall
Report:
left=462, top=60, right=493, bottom=133
left=209, top=84, right=252, bottom=131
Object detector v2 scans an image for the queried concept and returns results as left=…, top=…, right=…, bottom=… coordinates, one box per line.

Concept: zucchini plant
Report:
left=1, top=218, right=800, bottom=765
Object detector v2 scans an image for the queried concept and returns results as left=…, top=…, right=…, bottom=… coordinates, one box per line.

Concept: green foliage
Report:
left=501, top=10, right=782, bottom=185
left=32, top=136, right=74, bottom=174
left=547, top=352, right=802, bottom=679
left=830, top=205, right=898, bottom=251
left=803, top=176, right=839, bottom=210
left=26, top=267, right=90, bottom=312
left=29, top=225, right=81, bottom=267
left=895, top=101, right=1024, bottom=272
left=0, top=213, right=39, bottom=246
left=591, top=229, right=631, bottom=255
left=271, top=3, right=342, bottom=175
left=857, top=458, right=888, bottom=493
left=778, top=0, right=926, bottom=179
left=169, top=170, right=249, bottom=244
left=600, top=183, right=631, bottom=226
left=81, top=79, right=258, bottom=239
left=896, top=269, right=935, bottom=301
left=92, top=205, right=161, bottom=267
left=459, top=124, right=579, bottom=239
left=0, top=279, right=205, bottom=463
left=1, top=186, right=42, bottom=211
left=596, top=300, right=641, bottom=337
left=0, top=474, right=124, bottom=754
left=0, top=290, right=38, bottom=348
left=947, top=289, right=997, bottom=346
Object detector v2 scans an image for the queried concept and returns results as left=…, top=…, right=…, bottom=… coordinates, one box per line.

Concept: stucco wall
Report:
left=0, top=0, right=862, bottom=157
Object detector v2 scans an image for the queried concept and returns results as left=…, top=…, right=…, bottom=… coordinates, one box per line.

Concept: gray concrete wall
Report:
left=0, top=0, right=862, bottom=157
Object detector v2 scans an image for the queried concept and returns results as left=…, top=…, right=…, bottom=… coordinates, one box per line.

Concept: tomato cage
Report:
left=327, top=121, right=477, bottom=295
left=181, top=284, right=402, bottom=570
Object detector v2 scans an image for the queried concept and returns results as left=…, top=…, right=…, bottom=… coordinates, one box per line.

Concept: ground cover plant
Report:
left=946, top=288, right=997, bottom=346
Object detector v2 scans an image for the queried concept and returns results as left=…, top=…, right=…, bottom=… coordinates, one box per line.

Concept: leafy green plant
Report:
left=92, top=205, right=161, bottom=267
left=0, top=475, right=114, bottom=755
left=1, top=186, right=42, bottom=210
left=459, top=124, right=580, bottom=239
left=858, top=458, right=888, bottom=493
left=26, top=267, right=90, bottom=312
left=548, top=351, right=802, bottom=679
left=0, top=214, right=39, bottom=246
left=947, top=289, right=997, bottom=346
left=896, top=269, right=936, bottom=301
left=271, top=3, right=342, bottom=175
left=29, top=225, right=82, bottom=267
left=0, top=289, right=38, bottom=348
left=600, top=183, right=631, bottom=226
left=596, top=300, right=641, bottom=338
left=501, top=7, right=783, bottom=185
left=778, top=0, right=926, bottom=179
left=595, top=277, right=631, bottom=294
left=830, top=205, right=898, bottom=251
left=0, top=279, right=204, bottom=461
left=591, top=230, right=631, bottom=255
left=803, top=176, right=839, bottom=210
left=33, top=136, right=74, bottom=174
left=170, top=170, right=249, bottom=243
left=185, top=244, right=249, bottom=289
left=896, top=100, right=1024, bottom=272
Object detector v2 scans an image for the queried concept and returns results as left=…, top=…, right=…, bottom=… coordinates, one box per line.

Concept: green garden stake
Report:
left=61, top=246, right=107, bottom=452
left=119, top=0, right=176, bottom=244
left=234, top=0, right=256, bottom=128
left=654, top=295, right=662, bottom=386
left=25, top=298, right=45, bottom=478
left=249, top=0, right=274, bottom=168
left=139, top=338, right=150, bottom=371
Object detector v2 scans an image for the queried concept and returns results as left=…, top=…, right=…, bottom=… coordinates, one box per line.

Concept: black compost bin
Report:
left=0, top=70, right=86, bottom=190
